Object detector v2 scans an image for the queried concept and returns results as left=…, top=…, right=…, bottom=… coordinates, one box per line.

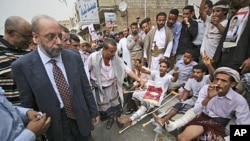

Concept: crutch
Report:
left=137, top=91, right=179, bottom=122
left=142, top=111, right=168, bottom=127
left=123, top=89, right=144, bottom=94
left=142, top=91, right=179, bottom=127
left=118, top=91, right=179, bottom=134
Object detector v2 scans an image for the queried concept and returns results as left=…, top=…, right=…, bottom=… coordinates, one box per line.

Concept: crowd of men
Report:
left=0, top=0, right=250, bottom=141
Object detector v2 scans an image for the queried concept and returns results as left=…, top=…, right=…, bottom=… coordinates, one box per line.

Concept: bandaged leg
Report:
left=118, top=103, right=150, bottom=125
left=165, top=108, right=196, bottom=132
left=153, top=121, right=163, bottom=134
left=130, top=105, right=147, bottom=121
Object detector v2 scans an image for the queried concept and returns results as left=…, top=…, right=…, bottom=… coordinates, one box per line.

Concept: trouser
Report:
left=192, top=45, right=201, bottom=63
left=61, top=109, right=91, bottom=141
left=124, top=92, right=137, bottom=110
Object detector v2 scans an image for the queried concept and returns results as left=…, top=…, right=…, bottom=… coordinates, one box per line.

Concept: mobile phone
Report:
left=37, top=111, right=43, bottom=119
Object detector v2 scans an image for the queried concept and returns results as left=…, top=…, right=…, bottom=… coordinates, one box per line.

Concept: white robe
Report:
left=117, top=37, right=132, bottom=69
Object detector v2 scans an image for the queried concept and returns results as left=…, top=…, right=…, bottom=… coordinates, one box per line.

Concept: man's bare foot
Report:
left=152, top=113, right=169, bottom=126
left=117, top=117, right=132, bottom=125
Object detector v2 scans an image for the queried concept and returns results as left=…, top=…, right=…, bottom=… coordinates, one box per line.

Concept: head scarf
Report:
left=214, top=67, right=240, bottom=83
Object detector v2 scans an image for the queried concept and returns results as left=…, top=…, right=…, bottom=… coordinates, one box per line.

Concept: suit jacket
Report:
left=11, top=49, right=99, bottom=141
left=143, top=26, right=173, bottom=68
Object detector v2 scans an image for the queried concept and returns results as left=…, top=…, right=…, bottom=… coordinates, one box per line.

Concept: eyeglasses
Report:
left=62, top=38, right=70, bottom=42
left=36, top=32, right=63, bottom=42
left=14, top=30, right=32, bottom=39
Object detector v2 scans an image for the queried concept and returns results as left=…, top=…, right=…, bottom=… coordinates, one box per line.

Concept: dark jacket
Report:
left=12, top=49, right=99, bottom=141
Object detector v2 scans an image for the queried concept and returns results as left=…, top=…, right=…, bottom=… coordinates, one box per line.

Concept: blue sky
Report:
left=0, top=0, right=75, bottom=34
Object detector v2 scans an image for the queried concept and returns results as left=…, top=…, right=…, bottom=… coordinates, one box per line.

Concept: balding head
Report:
left=4, top=16, right=32, bottom=49
left=31, top=15, right=58, bottom=33
left=5, top=16, right=29, bottom=30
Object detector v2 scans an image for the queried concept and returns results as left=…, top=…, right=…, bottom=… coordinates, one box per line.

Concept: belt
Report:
left=151, top=48, right=165, bottom=57
left=92, top=84, right=112, bottom=89
left=193, top=44, right=201, bottom=48
left=222, top=47, right=235, bottom=53
left=102, top=85, right=111, bottom=89
left=131, top=49, right=142, bottom=52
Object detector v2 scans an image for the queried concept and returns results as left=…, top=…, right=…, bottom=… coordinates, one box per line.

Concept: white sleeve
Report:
left=184, top=78, right=192, bottom=91
left=123, top=62, right=132, bottom=73
left=117, top=41, right=122, bottom=54
left=144, top=49, right=147, bottom=59
left=224, top=136, right=229, bottom=141
left=193, top=85, right=209, bottom=114
left=163, top=40, right=173, bottom=58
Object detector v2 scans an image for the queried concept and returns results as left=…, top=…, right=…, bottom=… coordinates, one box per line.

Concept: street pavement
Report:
left=89, top=114, right=177, bottom=141
left=89, top=93, right=180, bottom=141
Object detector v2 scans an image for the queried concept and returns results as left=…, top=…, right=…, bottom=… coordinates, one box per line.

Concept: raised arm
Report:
left=171, top=65, right=179, bottom=82
left=199, top=0, right=208, bottom=22
left=201, top=51, right=215, bottom=81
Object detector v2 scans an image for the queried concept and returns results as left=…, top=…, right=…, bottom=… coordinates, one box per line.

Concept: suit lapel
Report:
left=61, top=51, right=74, bottom=95
left=30, top=51, right=58, bottom=98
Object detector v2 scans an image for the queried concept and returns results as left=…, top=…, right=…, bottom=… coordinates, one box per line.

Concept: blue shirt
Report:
left=175, top=60, right=197, bottom=84
left=168, top=22, right=182, bottom=55
left=0, top=87, right=36, bottom=141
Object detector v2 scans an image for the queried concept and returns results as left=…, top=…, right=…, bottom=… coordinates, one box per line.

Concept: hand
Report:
left=211, top=16, right=219, bottom=26
left=133, top=35, right=138, bottom=41
left=173, top=65, right=179, bottom=74
left=183, top=18, right=189, bottom=25
left=92, top=116, right=100, bottom=126
left=213, top=134, right=225, bottom=141
left=27, top=110, right=41, bottom=121
left=141, top=84, right=147, bottom=90
left=171, top=53, right=176, bottom=57
left=240, top=58, right=250, bottom=74
left=26, top=113, right=51, bottom=137
left=207, top=83, right=219, bottom=99
left=159, top=57, right=165, bottom=62
left=201, top=51, right=211, bottom=66
left=138, top=79, right=145, bottom=88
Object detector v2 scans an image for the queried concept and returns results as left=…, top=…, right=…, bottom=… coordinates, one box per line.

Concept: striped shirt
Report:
left=0, top=37, right=28, bottom=105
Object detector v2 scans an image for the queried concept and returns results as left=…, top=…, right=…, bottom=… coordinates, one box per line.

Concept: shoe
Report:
left=106, top=117, right=114, bottom=129
left=125, top=109, right=135, bottom=115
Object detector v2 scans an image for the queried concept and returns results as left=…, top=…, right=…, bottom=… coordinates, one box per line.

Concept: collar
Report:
left=0, top=36, right=15, bottom=48
left=0, top=36, right=22, bottom=53
left=157, top=26, right=165, bottom=31
left=37, top=45, right=62, bottom=65
left=223, top=88, right=235, bottom=100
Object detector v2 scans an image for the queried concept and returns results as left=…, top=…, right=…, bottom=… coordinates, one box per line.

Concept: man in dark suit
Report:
left=11, top=15, right=99, bottom=141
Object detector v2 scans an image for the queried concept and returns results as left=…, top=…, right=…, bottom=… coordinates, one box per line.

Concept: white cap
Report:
left=78, top=35, right=86, bottom=44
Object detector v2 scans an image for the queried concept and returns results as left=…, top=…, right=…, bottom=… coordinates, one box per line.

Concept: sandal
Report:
left=106, top=117, right=114, bottom=129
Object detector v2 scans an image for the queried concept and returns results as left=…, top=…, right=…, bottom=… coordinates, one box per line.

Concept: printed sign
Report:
left=104, top=12, right=117, bottom=27
left=77, top=0, right=100, bottom=25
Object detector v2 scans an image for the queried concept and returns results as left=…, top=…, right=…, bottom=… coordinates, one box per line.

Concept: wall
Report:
left=98, top=0, right=187, bottom=32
